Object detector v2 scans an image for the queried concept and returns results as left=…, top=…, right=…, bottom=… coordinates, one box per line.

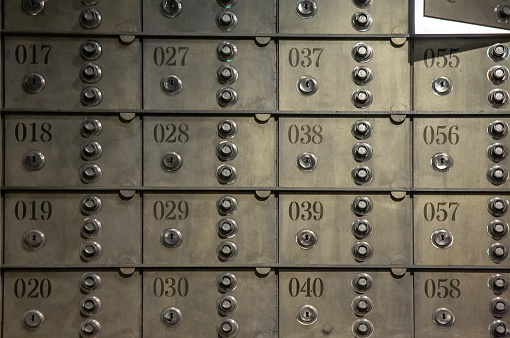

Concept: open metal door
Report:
left=425, top=0, right=510, bottom=30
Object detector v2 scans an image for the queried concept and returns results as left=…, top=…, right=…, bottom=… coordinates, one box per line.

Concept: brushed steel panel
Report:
left=143, top=0, right=275, bottom=34
left=279, top=40, right=410, bottom=111
left=4, top=37, right=141, bottom=109
left=3, top=270, right=141, bottom=337
left=143, top=193, right=276, bottom=265
left=5, top=115, right=141, bottom=187
left=279, top=193, right=412, bottom=265
left=414, top=39, right=510, bottom=112
left=143, top=116, right=276, bottom=187
left=414, top=118, right=510, bottom=189
left=4, top=193, right=141, bottom=266
left=279, top=270, right=412, bottom=337
left=415, top=271, right=510, bottom=337
left=143, top=39, right=276, bottom=110
left=143, top=269, right=276, bottom=337
left=279, top=117, right=411, bottom=188
left=4, top=0, right=141, bottom=33
left=414, top=194, right=510, bottom=266
left=279, top=0, right=408, bottom=35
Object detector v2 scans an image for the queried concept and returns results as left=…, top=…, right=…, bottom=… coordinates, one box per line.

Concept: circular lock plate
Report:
left=296, top=304, right=318, bottom=325
left=433, top=308, right=455, bottom=328
left=295, top=229, right=318, bottom=249
left=431, top=229, right=454, bottom=249
left=22, top=310, right=45, bottom=330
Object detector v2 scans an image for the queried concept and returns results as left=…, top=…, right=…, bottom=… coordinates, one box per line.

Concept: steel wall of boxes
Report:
left=1, top=0, right=510, bottom=337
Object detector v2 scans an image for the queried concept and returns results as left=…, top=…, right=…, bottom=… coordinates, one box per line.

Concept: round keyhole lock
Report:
left=489, top=43, right=510, bottom=62
left=81, top=118, right=102, bottom=137
left=488, top=220, right=510, bottom=240
left=23, top=0, right=45, bottom=15
left=80, top=296, right=102, bottom=316
left=217, top=11, right=238, bottom=31
left=80, top=319, right=101, bottom=337
left=217, top=241, right=238, bottom=261
left=216, top=164, right=238, bottom=184
left=161, top=75, right=183, bottom=95
left=489, top=320, right=510, bottom=338
left=297, top=76, right=319, bottom=95
left=217, top=0, right=238, bottom=8
left=23, top=230, right=45, bottom=250
left=352, top=196, right=373, bottom=216
left=23, top=150, right=46, bottom=171
left=488, top=165, right=510, bottom=186
left=352, top=319, right=374, bottom=337
left=216, top=272, right=238, bottom=292
left=160, top=307, right=182, bottom=327
left=216, top=141, right=238, bottom=161
left=296, top=305, right=318, bottom=325
left=81, top=87, right=103, bottom=106
left=488, top=144, right=509, bottom=163
left=496, top=4, right=510, bottom=23
left=489, top=89, right=510, bottom=108
left=352, top=43, right=374, bottom=63
left=352, top=241, right=373, bottom=262
left=161, top=152, right=183, bottom=172
left=352, top=273, right=373, bottom=293
left=296, top=0, right=318, bottom=18
left=161, top=0, right=182, bottom=18
left=81, top=41, right=102, bottom=61
left=79, top=9, right=102, bottom=29
left=218, top=120, right=238, bottom=138
left=217, top=87, right=238, bottom=107
left=81, top=218, right=102, bottom=238
left=80, top=273, right=102, bottom=293
left=352, top=296, right=374, bottom=316
left=490, top=274, right=510, bottom=294
left=80, top=63, right=102, bottom=84
left=432, top=76, right=453, bottom=96
left=217, top=295, right=238, bottom=315
left=80, top=241, right=103, bottom=261
left=352, top=89, right=373, bottom=108
left=352, top=219, right=374, bottom=239
left=217, top=42, right=238, bottom=62
left=353, top=0, right=373, bottom=9
left=352, top=12, right=373, bottom=31
left=489, top=66, right=510, bottom=85
left=296, top=229, right=318, bottom=250
left=217, top=318, right=239, bottom=338
left=489, top=121, right=510, bottom=140
left=161, top=228, right=183, bottom=248
left=352, top=66, right=373, bottom=86
left=488, top=197, right=510, bottom=217
left=352, top=142, right=373, bottom=162
left=22, top=310, right=45, bottom=330
left=217, top=218, right=239, bottom=238
left=80, top=141, right=103, bottom=161
left=352, top=120, right=373, bottom=140
left=296, top=152, right=318, bottom=172
left=352, top=166, right=373, bottom=185
left=431, top=153, right=453, bottom=172
left=23, top=73, right=46, bottom=94
left=431, top=229, right=454, bottom=249
left=217, top=65, right=239, bottom=85
left=433, top=308, right=455, bottom=328
left=491, top=297, right=510, bottom=318
left=217, top=195, right=238, bottom=215
left=489, top=243, right=510, bottom=263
